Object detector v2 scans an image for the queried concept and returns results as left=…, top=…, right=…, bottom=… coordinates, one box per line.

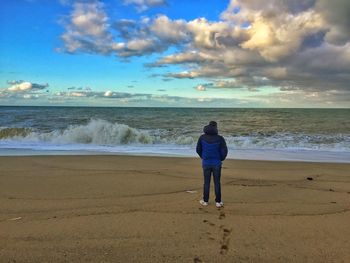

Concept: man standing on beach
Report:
left=196, top=121, right=228, bottom=208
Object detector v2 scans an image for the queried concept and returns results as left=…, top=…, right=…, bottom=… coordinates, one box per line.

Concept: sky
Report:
left=0, top=0, right=349, bottom=107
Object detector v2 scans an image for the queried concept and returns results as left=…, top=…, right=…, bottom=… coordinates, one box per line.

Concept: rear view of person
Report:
left=196, top=121, right=228, bottom=208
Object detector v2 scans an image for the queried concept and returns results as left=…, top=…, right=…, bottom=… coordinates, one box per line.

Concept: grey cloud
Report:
left=7, top=80, right=24, bottom=85
left=117, top=38, right=167, bottom=57
left=52, top=89, right=250, bottom=106
left=113, top=19, right=137, bottom=39
left=0, top=92, right=43, bottom=100
left=112, top=15, right=189, bottom=57
left=315, top=0, right=350, bottom=45
left=123, top=0, right=167, bottom=12
left=272, top=43, right=350, bottom=92
left=195, top=79, right=264, bottom=92
left=146, top=51, right=211, bottom=67
left=286, top=0, right=316, bottom=14
left=64, top=87, right=92, bottom=92
left=54, top=90, right=152, bottom=99
left=0, top=84, right=260, bottom=107
left=59, top=0, right=100, bottom=5
left=233, top=0, right=316, bottom=14
left=31, top=83, right=49, bottom=90
left=249, top=89, right=350, bottom=107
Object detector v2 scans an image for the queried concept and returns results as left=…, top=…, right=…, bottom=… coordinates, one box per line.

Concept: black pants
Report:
left=202, top=165, right=221, bottom=203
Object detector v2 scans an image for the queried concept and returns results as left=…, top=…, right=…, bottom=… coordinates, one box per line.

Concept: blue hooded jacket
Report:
left=196, top=124, right=228, bottom=167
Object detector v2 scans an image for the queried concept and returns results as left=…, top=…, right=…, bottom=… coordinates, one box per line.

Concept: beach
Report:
left=2, top=0, right=350, bottom=261
left=0, top=155, right=349, bottom=262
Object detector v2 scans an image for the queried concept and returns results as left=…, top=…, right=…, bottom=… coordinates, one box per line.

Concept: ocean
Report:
left=0, top=106, right=349, bottom=162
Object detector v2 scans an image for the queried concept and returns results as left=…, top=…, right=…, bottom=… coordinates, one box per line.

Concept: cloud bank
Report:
left=0, top=81, right=49, bottom=100
left=57, top=0, right=350, bottom=106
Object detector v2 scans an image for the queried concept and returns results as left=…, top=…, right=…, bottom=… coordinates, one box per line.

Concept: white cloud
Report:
left=127, top=38, right=155, bottom=51
left=239, top=10, right=325, bottom=61
left=187, top=18, right=232, bottom=49
left=69, top=92, right=87, bottom=97
left=6, top=81, right=49, bottom=92
left=8, top=82, right=33, bottom=92
left=23, top=94, right=39, bottom=99
left=196, top=85, right=206, bottom=91
left=60, top=1, right=115, bottom=54
left=150, top=15, right=188, bottom=43
left=104, top=90, right=113, bottom=97
left=0, top=81, right=49, bottom=101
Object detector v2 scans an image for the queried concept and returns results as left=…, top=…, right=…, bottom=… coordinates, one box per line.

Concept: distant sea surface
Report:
left=0, top=106, right=349, bottom=162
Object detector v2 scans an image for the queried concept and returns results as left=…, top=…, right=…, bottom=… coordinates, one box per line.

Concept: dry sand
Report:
left=0, top=155, right=349, bottom=262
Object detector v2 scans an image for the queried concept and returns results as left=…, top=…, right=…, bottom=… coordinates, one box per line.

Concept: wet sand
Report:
left=0, top=156, right=349, bottom=262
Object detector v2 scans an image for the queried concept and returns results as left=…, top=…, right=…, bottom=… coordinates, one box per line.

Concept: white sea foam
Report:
left=0, top=144, right=349, bottom=163
left=0, top=119, right=349, bottom=157
left=1, top=119, right=153, bottom=145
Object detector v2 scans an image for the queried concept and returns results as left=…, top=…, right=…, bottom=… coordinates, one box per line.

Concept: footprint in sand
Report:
left=220, top=244, right=229, bottom=254
left=193, top=256, right=203, bottom=262
left=201, top=211, right=232, bottom=255
left=220, top=228, right=232, bottom=255
left=205, top=231, right=216, bottom=241
left=223, top=228, right=231, bottom=235
left=203, top=219, right=216, bottom=226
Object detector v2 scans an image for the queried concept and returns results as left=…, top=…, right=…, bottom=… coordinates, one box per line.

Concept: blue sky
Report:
left=0, top=0, right=349, bottom=107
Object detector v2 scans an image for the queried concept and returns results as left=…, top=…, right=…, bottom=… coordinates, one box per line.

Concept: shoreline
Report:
left=0, top=148, right=349, bottom=163
left=1, top=155, right=350, bottom=262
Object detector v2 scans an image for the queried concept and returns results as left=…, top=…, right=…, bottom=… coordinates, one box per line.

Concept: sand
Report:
left=0, top=155, right=349, bottom=262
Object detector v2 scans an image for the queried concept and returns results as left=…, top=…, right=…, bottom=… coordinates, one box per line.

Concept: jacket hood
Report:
left=203, top=124, right=218, bottom=135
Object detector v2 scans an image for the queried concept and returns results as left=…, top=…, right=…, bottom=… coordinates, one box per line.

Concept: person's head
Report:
left=209, top=121, right=217, bottom=127
left=203, top=121, right=218, bottom=135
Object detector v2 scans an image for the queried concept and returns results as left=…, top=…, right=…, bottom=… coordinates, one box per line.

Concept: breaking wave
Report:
left=0, top=119, right=349, bottom=151
left=0, top=119, right=154, bottom=145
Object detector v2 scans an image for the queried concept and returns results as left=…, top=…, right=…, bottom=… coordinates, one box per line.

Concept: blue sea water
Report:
left=0, top=106, right=349, bottom=162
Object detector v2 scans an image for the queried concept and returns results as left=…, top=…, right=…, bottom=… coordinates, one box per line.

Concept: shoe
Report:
left=199, top=200, right=208, bottom=206
left=216, top=202, right=224, bottom=208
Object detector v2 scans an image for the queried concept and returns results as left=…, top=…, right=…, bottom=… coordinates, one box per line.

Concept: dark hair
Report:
left=209, top=121, right=217, bottom=127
